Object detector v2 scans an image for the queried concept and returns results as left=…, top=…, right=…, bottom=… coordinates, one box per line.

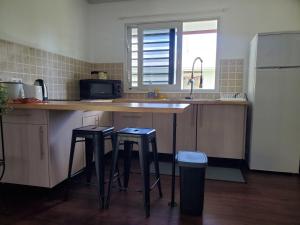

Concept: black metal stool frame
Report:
left=106, top=128, right=162, bottom=217
left=66, top=126, right=114, bottom=209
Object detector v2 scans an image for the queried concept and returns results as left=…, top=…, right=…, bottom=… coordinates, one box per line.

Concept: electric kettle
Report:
left=34, top=79, right=48, bottom=101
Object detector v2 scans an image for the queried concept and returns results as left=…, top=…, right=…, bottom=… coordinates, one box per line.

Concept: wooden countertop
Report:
left=8, top=101, right=190, bottom=114
left=114, top=98, right=248, bottom=105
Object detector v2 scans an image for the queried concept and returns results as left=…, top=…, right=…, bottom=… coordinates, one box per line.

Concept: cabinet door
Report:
left=27, top=125, right=49, bottom=187
left=98, top=111, right=113, bottom=127
left=153, top=114, right=173, bottom=153
left=48, top=111, right=84, bottom=187
left=2, top=124, right=49, bottom=187
left=152, top=106, right=197, bottom=154
left=176, top=105, right=197, bottom=151
left=113, top=112, right=152, bottom=130
left=197, top=105, right=246, bottom=159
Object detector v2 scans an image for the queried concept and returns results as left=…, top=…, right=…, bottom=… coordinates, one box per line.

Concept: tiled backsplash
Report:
left=96, top=59, right=244, bottom=100
left=219, top=59, right=243, bottom=93
left=0, top=39, right=92, bottom=100
left=93, top=63, right=123, bottom=81
left=0, top=38, right=244, bottom=100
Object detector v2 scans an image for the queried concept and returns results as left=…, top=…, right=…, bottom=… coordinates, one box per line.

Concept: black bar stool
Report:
left=66, top=125, right=114, bottom=208
left=106, top=127, right=163, bottom=217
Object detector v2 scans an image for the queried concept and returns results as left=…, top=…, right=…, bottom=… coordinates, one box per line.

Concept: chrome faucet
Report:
left=185, top=57, right=203, bottom=99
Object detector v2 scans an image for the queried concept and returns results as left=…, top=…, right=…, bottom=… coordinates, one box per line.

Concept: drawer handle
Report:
left=10, top=114, right=31, bottom=117
left=191, top=105, right=195, bottom=126
left=198, top=105, right=203, bottom=127
left=39, top=126, right=44, bottom=160
left=122, top=115, right=142, bottom=119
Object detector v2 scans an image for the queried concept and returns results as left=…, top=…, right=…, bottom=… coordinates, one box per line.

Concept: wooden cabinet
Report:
left=176, top=105, right=197, bottom=151
left=197, top=105, right=246, bottom=159
left=113, top=112, right=152, bottom=130
left=153, top=113, right=173, bottom=153
left=48, top=111, right=84, bottom=186
left=152, top=105, right=197, bottom=153
left=2, top=119, right=49, bottom=187
left=98, top=111, right=113, bottom=127
left=1, top=109, right=113, bottom=188
left=113, top=104, right=246, bottom=158
left=0, top=104, right=247, bottom=188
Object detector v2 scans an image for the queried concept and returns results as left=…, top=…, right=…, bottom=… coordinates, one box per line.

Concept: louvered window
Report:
left=127, top=23, right=180, bottom=89
left=125, top=19, right=218, bottom=91
left=142, top=28, right=175, bottom=85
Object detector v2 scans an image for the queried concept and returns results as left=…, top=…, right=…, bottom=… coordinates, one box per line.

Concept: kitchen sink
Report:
left=217, top=97, right=246, bottom=101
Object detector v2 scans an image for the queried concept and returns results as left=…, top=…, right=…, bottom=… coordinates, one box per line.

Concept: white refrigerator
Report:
left=247, top=32, right=300, bottom=173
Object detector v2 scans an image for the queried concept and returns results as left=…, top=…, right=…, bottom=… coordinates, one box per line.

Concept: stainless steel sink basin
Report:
left=217, top=98, right=246, bottom=101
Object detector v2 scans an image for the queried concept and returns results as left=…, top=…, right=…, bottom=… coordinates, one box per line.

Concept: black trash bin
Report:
left=176, top=151, right=208, bottom=216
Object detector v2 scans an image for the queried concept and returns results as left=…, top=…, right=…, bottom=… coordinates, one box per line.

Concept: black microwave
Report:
left=79, top=79, right=122, bottom=99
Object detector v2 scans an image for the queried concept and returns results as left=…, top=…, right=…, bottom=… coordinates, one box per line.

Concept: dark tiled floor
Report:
left=0, top=163, right=299, bottom=225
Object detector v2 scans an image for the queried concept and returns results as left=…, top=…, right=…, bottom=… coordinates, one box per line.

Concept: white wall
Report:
left=88, top=0, right=300, bottom=63
left=1, top=0, right=300, bottom=66
left=0, top=0, right=90, bottom=61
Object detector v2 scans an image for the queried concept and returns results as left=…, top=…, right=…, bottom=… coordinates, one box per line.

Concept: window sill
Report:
left=124, top=88, right=219, bottom=94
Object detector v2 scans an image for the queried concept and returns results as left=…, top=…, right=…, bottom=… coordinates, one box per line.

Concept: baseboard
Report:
left=105, top=151, right=247, bottom=169
left=249, top=169, right=300, bottom=176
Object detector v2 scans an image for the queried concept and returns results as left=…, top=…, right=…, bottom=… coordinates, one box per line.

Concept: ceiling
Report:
left=86, top=0, right=134, bottom=4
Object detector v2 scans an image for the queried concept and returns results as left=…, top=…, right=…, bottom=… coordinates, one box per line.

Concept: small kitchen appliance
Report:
left=34, top=79, right=48, bottom=101
left=23, top=84, right=43, bottom=101
left=247, top=31, right=300, bottom=173
left=0, top=81, right=24, bottom=100
left=80, top=79, right=122, bottom=99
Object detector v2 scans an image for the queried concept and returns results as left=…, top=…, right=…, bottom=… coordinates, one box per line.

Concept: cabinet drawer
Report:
left=3, top=109, right=48, bottom=124
left=113, top=112, right=152, bottom=130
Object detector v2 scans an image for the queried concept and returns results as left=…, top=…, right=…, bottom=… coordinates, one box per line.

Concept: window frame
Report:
left=124, top=18, right=220, bottom=93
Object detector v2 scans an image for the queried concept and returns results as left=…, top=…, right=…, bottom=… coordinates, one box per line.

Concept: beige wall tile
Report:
left=1, top=39, right=244, bottom=100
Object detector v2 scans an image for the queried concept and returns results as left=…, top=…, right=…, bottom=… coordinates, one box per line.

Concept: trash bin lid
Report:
left=176, top=151, right=208, bottom=168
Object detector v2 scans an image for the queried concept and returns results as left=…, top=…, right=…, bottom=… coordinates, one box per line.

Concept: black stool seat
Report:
left=73, top=125, right=114, bottom=136
left=106, top=127, right=162, bottom=217
left=118, top=128, right=155, bottom=136
left=66, top=125, right=115, bottom=209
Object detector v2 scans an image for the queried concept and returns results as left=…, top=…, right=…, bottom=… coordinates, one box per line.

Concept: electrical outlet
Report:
left=11, top=78, right=23, bottom=83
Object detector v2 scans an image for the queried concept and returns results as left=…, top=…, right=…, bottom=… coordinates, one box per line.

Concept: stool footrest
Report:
left=150, top=178, right=160, bottom=191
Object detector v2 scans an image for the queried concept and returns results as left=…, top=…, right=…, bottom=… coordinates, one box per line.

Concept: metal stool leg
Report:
left=65, top=133, right=77, bottom=200
left=85, top=138, right=93, bottom=184
left=151, top=137, right=163, bottom=198
left=94, top=134, right=105, bottom=209
left=123, top=141, right=133, bottom=189
left=139, top=137, right=150, bottom=217
left=106, top=135, right=120, bottom=209
left=111, top=134, right=122, bottom=188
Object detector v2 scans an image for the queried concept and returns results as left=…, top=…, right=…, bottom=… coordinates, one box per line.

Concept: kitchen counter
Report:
left=113, top=98, right=248, bottom=105
left=8, top=98, right=247, bottom=113
left=4, top=98, right=248, bottom=192
left=8, top=101, right=190, bottom=114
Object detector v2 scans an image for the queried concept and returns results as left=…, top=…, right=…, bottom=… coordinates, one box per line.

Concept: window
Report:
left=125, top=19, right=218, bottom=92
